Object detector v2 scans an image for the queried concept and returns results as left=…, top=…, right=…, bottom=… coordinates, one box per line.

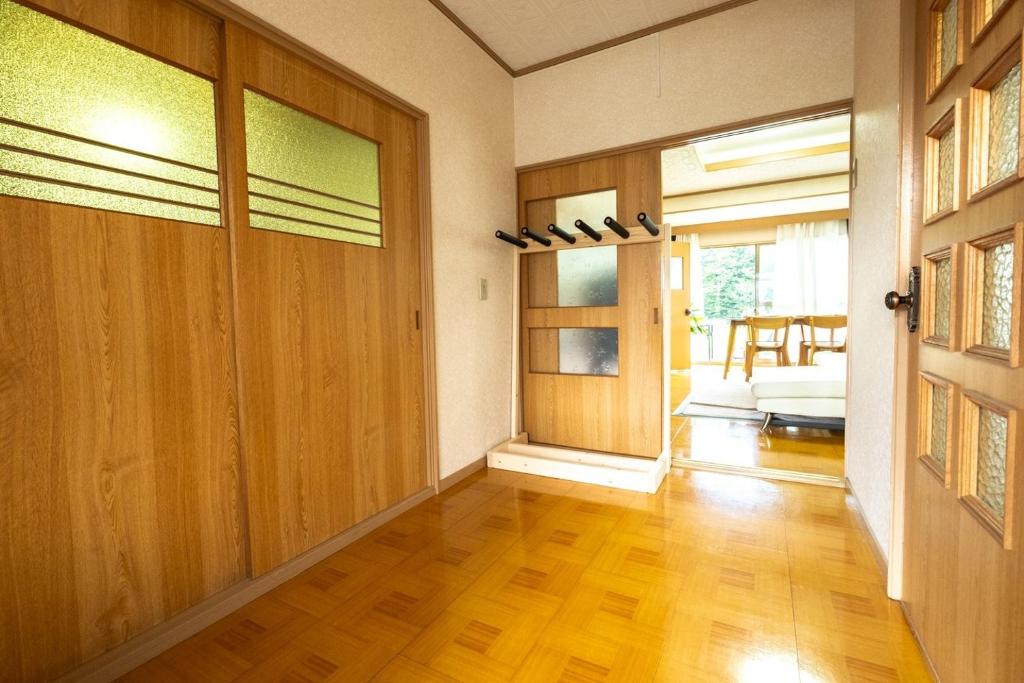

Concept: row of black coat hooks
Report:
left=495, top=212, right=660, bottom=249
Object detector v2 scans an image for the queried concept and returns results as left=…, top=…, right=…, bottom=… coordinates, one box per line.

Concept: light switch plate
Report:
left=479, top=277, right=488, bottom=301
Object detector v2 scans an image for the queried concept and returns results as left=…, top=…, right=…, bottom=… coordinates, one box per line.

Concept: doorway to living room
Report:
left=663, top=111, right=852, bottom=484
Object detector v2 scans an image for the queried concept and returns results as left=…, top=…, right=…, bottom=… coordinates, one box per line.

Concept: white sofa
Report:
left=748, top=353, right=846, bottom=428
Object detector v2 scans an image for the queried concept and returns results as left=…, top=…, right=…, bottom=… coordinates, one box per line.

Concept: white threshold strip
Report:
left=487, top=433, right=670, bottom=494
left=673, top=457, right=845, bottom=488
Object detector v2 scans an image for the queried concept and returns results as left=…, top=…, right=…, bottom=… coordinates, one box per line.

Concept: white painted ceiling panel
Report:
left=438, top=0, right=739, bottom=70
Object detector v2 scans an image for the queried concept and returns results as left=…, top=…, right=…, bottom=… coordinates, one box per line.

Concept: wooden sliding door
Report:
left=517, top=150, right=665, bottom=458
left=901, top=1, right=1024, bottom=680
left=0, top=1, right=244, bottom=679
left=223, top=25, right=429, bottom=575
left=0, top=1, right=433, bottom=679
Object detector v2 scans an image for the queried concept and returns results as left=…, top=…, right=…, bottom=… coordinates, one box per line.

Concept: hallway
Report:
left=126, top=469, right=931, bottom=681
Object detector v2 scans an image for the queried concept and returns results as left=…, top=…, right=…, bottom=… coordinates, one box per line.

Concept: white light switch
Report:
left=479, top=277, right=489, bottom=301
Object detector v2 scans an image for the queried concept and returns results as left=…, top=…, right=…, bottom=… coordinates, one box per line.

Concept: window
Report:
left=699, top=243, right=776, bottom=362
left=700, top=244, right=776, bottom=320
left=0, top=0, right=221, bottom=225
left=243, top=90, right=382, bottom=246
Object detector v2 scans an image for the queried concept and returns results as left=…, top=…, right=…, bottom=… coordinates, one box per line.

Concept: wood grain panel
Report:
left=517, top=149, right=664, bottom=458
left=223, top=25, right=428, bottom=575
left=903, top=2, right=1024, bottom=681
left=0, top=198, right=244, bottom=681
left=23, top=0, right=221, bottom=78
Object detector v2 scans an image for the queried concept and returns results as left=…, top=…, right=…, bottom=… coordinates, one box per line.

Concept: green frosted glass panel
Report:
left=929, top=384, right=949, bottom=467
left=934, top=257, right=952, bottom=339
left=0, top=122, right=219, bottom=190
left=249, top=214, right=381, bottom=247
left=937, top=127, right=955, bottom=212
left=988, top=63, right=1021, bottom=185
left=0, top=0, right=218, bottom=170
left=0, top=0, right=221, bottom=225
left=0, top=174, right=220, bottom=225
left=982, top=242, right=1014, bottom=349
left=939, top=1, right=958, bottom=81
left=243, top=90, right=381, bottom=246
left=976, top=408, right=1008, bottom=519
left=247, top=177, right=380, bottom=222
left=248, top=195, right=381, bottom=235
left=0, top=148, right=219, bottom=209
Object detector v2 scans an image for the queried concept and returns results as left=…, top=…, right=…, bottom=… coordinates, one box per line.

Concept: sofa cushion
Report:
left=749, top=364, right=846, bottom=399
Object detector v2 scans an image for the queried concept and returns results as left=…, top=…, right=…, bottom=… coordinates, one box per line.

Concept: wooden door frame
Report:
left=889, top=0, right=920, bottom=601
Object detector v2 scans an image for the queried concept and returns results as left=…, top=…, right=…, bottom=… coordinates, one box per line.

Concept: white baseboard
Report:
left=486, top=434, right=669, bottom=493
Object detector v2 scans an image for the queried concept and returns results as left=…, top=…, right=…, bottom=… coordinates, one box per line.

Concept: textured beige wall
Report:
left=847, top=0, right=902, bottom=558
left=235, top=0, right=516, bottom=478
left=513, top=0, right=855, bottom=166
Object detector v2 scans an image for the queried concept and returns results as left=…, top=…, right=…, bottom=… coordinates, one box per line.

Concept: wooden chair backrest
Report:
left=807, top=315, right=848, bottom=344
left=746, top=316, right=794, bottom=344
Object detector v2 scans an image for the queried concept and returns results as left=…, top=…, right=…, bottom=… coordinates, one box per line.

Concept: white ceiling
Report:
left=661, top=114, right=852, bottom=196
left=438, top=0, right=739, bottom=71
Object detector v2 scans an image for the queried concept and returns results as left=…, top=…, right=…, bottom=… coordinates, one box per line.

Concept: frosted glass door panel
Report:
left=557, top=246, right=618, bottom=307
left=558, top=328, right=619, bottom=376
left=555, top=189, right=617, bottom=233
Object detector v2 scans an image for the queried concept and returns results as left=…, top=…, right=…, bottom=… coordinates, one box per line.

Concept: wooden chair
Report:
left=744, top=316, right=794, bottom=381
left=799, top=314, right=847, bottom=365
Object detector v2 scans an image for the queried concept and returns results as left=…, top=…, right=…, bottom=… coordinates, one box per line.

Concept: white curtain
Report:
left=773, top=220, right=849, bottom=314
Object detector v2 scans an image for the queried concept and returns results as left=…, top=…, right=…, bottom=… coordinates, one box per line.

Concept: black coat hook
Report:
left=603, top=216, right=630, bottom=239
left=496, top=230, right=528, bottom=248
left=574, top=219, right=602, bottom=241
left=520, top=226, right=551, bottom=246
left=637, top=212, right=660, bottom=236
left=547, top=223, right=577, bottom=244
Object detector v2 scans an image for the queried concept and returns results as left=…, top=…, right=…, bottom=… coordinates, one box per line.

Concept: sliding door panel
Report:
left=224, top=26, right=427, bottom=575
left=0, top=2, right=244, bottom=679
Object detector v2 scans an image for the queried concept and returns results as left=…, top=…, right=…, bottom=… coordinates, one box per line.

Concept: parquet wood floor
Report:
left=123, top=468, right=931, bottom=681
left=671, top=368, right=846, bottom=478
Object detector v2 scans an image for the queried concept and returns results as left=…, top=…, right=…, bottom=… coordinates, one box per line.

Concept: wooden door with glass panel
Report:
left=903, top=1, right=1023, bottom=680
left=520, top=189, right=664, bottom=459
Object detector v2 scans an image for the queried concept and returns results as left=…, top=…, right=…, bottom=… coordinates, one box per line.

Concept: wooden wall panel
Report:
left=224, top=26, right=428, bottom=575
left=0, top=199, right=244, bottom=681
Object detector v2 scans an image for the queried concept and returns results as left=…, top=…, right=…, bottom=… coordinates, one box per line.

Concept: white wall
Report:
left=847, top=0, right=903, bottom=559
left=236, top=0, right=517, bottom=477
left=513, top=0, right=855, bottom=167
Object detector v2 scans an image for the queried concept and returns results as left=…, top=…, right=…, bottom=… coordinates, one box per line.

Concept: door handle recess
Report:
left=884, top=266, right=921, bottom=333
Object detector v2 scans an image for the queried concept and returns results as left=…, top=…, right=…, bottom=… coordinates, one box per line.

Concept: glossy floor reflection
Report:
left=124, top=468, right=931, bottom=681
left=671, top=368, right=846, bottom=478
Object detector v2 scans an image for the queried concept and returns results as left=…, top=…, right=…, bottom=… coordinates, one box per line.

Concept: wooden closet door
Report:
left=0, top=1, right=244, bottom=679
left=902, top=1, right=1024, bottom=680
left=223, top=25, right=429, bottom=575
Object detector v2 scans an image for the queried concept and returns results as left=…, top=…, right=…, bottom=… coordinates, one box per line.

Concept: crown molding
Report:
left=427, top=0, right=761, bottom=78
